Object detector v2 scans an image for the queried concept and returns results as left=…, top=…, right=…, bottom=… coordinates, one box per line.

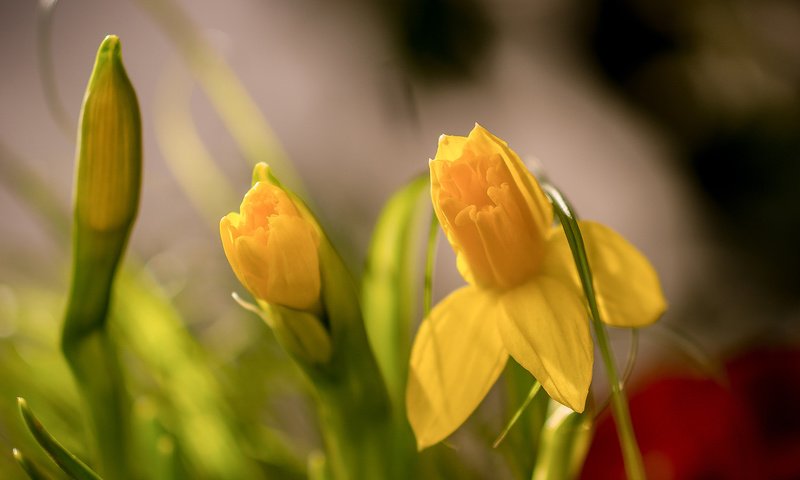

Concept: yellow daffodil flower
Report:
left=406, top=124, right=666, bottom=449
left=220, top=180, right=321, bottom=312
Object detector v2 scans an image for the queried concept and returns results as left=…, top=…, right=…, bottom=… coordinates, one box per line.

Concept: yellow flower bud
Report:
left=220, top=181, right=321, bottom=311
left=430, top=124, right=552, bottom=289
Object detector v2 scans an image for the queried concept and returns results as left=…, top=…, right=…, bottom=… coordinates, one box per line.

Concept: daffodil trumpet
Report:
left=406, top=124, right=666, bottom=453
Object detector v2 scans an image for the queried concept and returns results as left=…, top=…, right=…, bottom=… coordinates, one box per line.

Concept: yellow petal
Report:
left=496, top=278, right=592, bottom=412
left=263, top=215, right=321, bottom=311
left=220, top=213, right=246, bottom=287
left=433, top=133, right=468, bottom=161
left=542, top=221, right=667, bottom=327
left=406, top=287, right=508, bottom=449
left=234, top=234, right=275, bottom=302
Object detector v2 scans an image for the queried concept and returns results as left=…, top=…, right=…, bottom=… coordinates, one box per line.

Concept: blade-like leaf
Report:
left=17, top=398, right=102, bottom=480
left=12, top=448, right=54, bottom=480
left=362, top=174, right=429, bottom=407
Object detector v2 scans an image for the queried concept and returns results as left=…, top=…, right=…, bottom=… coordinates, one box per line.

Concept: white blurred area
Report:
left=0, top=0, right=715, bottom=362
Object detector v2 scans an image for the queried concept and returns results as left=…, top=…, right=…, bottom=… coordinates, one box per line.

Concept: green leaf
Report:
left=115, top=269, right=267, bottom=479
left=12, top=448, right=54, bottom=480
left=362, top=174, right=429, bottom=408
left=17, top=398, right=102, bottom=480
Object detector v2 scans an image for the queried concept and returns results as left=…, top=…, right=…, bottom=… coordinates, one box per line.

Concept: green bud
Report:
left=74, top=34, right=141, bottom=233
left=63, top=34, right=141, bottom=343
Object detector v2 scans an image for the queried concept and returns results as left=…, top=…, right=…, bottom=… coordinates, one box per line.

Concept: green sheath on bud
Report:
left=61, top=35, right=141, bottom=480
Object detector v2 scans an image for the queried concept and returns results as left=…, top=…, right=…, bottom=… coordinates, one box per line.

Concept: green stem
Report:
left=315, top=379, right=397, bottom=480
left=62, top=231, right=131, bottom=479
left=543, top=184, right=645, bottom=480
left=591, top=316, right=645, bottom=480
left=63, top=330, right=129, bottom=480
left=309, top=321, right=408, bottom=480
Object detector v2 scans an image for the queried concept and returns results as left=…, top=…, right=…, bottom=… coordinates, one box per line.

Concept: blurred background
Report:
left=1, top=0, right=799, bottom=478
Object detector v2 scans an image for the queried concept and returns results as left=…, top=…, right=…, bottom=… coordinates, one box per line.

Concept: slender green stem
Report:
left=544, top=184, right=646, bottom=480
left=61, top=232, right=131, bottom=479
left=590, top=316, right=645, bottom=479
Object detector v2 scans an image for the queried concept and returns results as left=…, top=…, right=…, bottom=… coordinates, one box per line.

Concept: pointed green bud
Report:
left=63, top=34, right=141, bottom=340
left=74, top=34, right=141, bottom=233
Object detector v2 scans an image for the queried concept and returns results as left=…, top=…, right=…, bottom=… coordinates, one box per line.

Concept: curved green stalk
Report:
left=132, top=0, right=306, bottom=197
left=543, top=184, right=645, bottom=480
left=35, top=0, right=73, bottom=137
left=153, top=62, right=238, bottom=227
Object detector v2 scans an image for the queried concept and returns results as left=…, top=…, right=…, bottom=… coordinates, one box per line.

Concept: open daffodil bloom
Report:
left=407, top=124, right=666, bottom=449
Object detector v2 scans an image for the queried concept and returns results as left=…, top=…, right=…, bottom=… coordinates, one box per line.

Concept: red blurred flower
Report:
left=581, top=347, right=800, bottom=480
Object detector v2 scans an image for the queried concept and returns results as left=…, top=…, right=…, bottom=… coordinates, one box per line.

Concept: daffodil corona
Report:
left=220, top=180, right=321, bottom=312
left=407, top=124, right=666, bottom=449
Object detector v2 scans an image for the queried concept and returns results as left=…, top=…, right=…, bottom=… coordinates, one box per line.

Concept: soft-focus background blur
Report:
left=1, top=0, right=799, bottom=478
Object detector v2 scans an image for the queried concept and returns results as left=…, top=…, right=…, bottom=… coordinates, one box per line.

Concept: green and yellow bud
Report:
left=74, top=35, right=141, bottom=234
left=63, top=35, right=142, bottom=339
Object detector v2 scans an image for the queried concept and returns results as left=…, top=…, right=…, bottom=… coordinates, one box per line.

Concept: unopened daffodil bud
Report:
left=74, top=35, right=141, bottom=234
left=62, top=35, right=142, bottom=341
left=220, top=168, right=321, bottom=312
left=61, top=36, right=142, bottom=478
